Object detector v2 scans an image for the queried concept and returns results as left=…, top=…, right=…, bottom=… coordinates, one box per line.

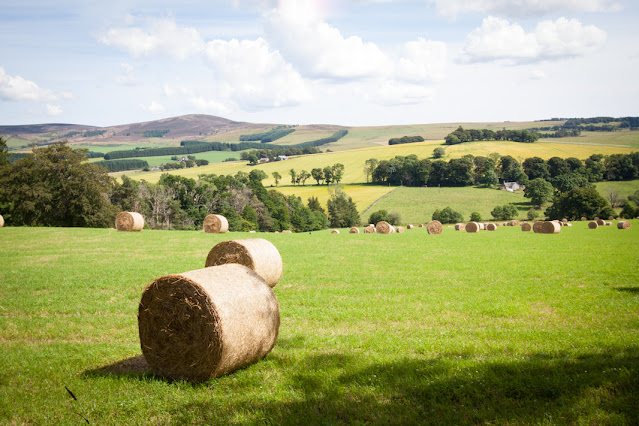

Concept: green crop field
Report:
left=1, top=224, right=637, bottom=424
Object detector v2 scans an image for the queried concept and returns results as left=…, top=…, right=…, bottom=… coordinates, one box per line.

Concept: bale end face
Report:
left=486, top=223, right=497, bottom=231
left=454, top=223, right=465, bottom=231
left=0, top=214, right=4, bottom=228
left=427, top=220, right=443, bottom=235
left=588, top=221, right=599, bottom=229
left=617, top=221, right=631, bottom=229
left=465, top=222, right=480, bottom=233
left=203, top=214, right=229, bottom=234
left=349, top=227, right=360, bottom=234
left=376, top=221, right=393, bottom=234
left=115, top=212, right=144, bottom=232
left=521, top=222, right=532, bottom=232
left=331, top=229, right=340, bottom=234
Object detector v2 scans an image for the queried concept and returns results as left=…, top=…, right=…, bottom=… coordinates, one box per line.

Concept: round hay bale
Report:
left=115, top=212, right=144, bottom=232
left=510, top=220, right=520, bottom=226
left=596, top=218, right=606, bottom=226
left=138, top=264, right=279, bottom=382
left=407, top=224, right=414, bottom=229
left=454, top=223, right=465, bottom=231
left=390, top=225, right=396, bottom=234
left=205, top=239, right=283, bottom=288
left=617, top=221, right=631, bottom=229
left=376, top=221, right=393, bottom=234
left=486, top=223, right=497, bottom=231
left=532, top=221, right=544, bottom=233
left=588, top=221, right=598, bottom=229
left=521, top=222, right=532, bottom=232
left=565, top=223, right=572, bottom=227
left=478, top=223, right=486, bottom=230
left=282, top=230, right=292, bottom=234
left=465, top=222, right=480, bottom=233
left=331, top=229, right=340, bottom=234
left=418, top=224, right=425, bottom=228
left=0, top=214, right=3, bottom=227
left=609, top=216, right=615, bottom=220
left=427, top=220, right=443, bottom=235
left=541, top=221, right=561, bottom=234
left=581, top=217, right=587, bottom=221
left=203, top=214, right=229, bottom=234
left=349, top=227, right=360, bottom=234
left=605, top=222, right=612, bottom=226
left=364, top=226, right=376, bottom=233
left=396, top=226, right=405, bottom=233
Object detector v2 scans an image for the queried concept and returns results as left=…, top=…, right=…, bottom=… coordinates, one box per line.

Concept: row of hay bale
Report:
left=116, top=212, right=232, bottom=233
left=138, top=238, right=283, bottom=382
left=589, top=220, right=631, bottom=229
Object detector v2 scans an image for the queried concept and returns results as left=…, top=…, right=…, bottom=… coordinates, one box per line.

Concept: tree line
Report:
left=388, top=136, right=424, bottom=145
left=239, top=126, right=296, bottom=143
left=445, top=126, right=539, bottom=145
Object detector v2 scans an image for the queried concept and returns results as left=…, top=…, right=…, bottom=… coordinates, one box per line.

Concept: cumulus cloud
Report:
left=116, top=63, right=139, bottom=86
left=46, top=104, right=63, bottom=116
left=462, top=17, right=607, bottom=64
left=430, top=0, right=622, bottom=19
left=141, top=101, right=165, bottom=114
left=99, top=17, right=205, bottom=60
left=373, top=81, right=436, bottom=106
left=396, top=38, right=447, bottom=83
left=203, top=38, right=312, bottom=110
left=0, top=67, right=70, bottom=102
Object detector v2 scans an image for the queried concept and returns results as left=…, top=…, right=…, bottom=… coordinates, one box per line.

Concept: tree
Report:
left=585, top=154, right=605, bottom=182
left=544, top=187, right=611, bottom=221
left=272, top=171, right=281, bottom=186
left=522, top=157, right=550, bottom=181
left=551, top=173, right=592, bottom=194
left=527, top=208, right=539, bottom=221
left=311, top=168, right=324, bottom=185
left=247, top=154, right=259, bottom=165
left=0, top=136, right=9, bottom=167
left=0, top=142, right=118, bottom=227
left=491, top=204, right=518, bottom=220
left=432, top=206, right=463, bottom=224
left=289, top=169, right=297, bottom=185
left=327, top=187, right=359, bottom=228
left=470, top=212, right=482, bottom=222
left=248, top=169, right=268, bottom=182
left=331, top=163, right=345, bottom=184
left=323, top=166, right=333, bottom=185
left=364, top=159, right=379, bottom=183
left=297, top=169, right=311, bottom=186
left=307, top=196, right=325, bottom=214
left=433, top=147, right=445, bottom=159
left=547, top=157, right=570, bottom=178
left=524, top=178, right=554, bottom=206
left=620, top=201, right=637, bottom=219
left=479, top=169, right=499, bottom=187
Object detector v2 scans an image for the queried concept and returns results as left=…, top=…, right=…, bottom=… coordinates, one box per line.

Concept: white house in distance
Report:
left=277, top=155, right=288, bottom=161
left=502, top=182, right=521, bottom=192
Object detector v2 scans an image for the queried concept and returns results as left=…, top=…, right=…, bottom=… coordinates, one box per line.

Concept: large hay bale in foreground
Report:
left=349, top=227, right=359, bottom=234
left=521, top=222, right=532, bottom=232
left=618, top=221, right=631, bottom=229
left=138, top=264, right=280, bottom=382
left=364, top=226, right=376, bottom=233
left=588, top=221, right=598, bottom=229
left=203, top=214, right=229, bottom=234
left=486, top=223, right=497, bottom=231
left=465, top=222, right=480, bottom=233
left=376, top=221, right=394, bottom=234
left=596, top=218, right=606, bottom=226
left=115, top=212, right=144, bottom=232
left=455, top=223, right=465, bottom=231
left=0, top=214, right=3, bottom=227
left=205, top=239, right=283, bottom=288
left=541, top=221, right=561, bottom=234
left=532, top=221, right=544, bottom=233
left=396, top=226, right=405, bottom=233
left=427, top=220, right=443, bottom=235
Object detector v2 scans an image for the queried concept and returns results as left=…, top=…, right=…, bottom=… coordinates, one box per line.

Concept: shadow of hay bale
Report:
left=84, top=355, right=151, bottom=379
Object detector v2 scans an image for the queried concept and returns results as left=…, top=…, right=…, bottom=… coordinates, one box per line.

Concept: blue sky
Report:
left=0, top=0, right=637, bottom=127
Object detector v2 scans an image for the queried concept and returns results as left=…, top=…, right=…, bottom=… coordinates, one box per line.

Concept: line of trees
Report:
left=94, top=159, right=149, bottom=172
left=444, top=126, right=539, bottom=145
left=284, top=163, right=345, bottom=186
left=239, top=126, right=296, bottom=142
left=388, top=135, right=424, bottom=145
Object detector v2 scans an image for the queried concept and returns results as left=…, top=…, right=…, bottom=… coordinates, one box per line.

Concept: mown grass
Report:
left=1, top=224, right=637, bottom=424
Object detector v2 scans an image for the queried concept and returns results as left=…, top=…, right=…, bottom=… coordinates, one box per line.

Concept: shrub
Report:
left=432, top=206, right=463, bottom=224
left=470, top=211, right=482, bottom=222
left=368, top=209, right=401, bottom=226
left=491, top=204, right=518, bottom=220
left=527, top=208, right=539, bottom=221
left=620, top=201, right=637, bottom=219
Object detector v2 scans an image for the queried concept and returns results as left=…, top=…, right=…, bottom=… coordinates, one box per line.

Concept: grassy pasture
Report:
left=1, top=224, right=638, bottom=424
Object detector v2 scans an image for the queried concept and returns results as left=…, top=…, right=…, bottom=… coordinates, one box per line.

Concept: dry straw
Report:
left=397, top=226, right=405, bottom=233
left=596, top=218, right=606, bottom=226
left=532, top=221, right=544, bottom=233
left=282, top=230, right=292, bottom=234
left=349, top=227, right=359, bottom=234
left=605, top=222, right=612, bottom=226
left=541, top=221, right=561, bottom=234
left=418, top=224, right=425, bottom=228
left=465, top=222, right=480, bottom=233
left=203, top=214, right=229, bottom=234
left=581, top=217, right=587, bottom=221
left=427, top=220, right=443, bottom=235
left=331, top=229, right=340, bottom=234
left=364, top=226, right=376, bottom=234
left=376, top=221, right=394, bottom=234
left=486, top=223, right=497, bottom=231
left=478, top=223, right=486, bottom=230
left=138, top=264, right=280, bottom=382
left=521, top=222, right=532, bottom=232
left=205, top=238, right=283, bottom=288
left=588, top=221, right=599, bottom=229
left=0, top=214, right=3, bottom=228
left=407, top=224, right=414, bottom=229
left=510, top=220, right=520, bottom=227
left=115, top=212, right=144, bottom=232
left=455, top=223, right=465, bottom=231
left=617, top=221, right=631, bottom=229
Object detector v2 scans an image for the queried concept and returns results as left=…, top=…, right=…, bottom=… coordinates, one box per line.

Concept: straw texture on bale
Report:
left=605, top=222, right=612, bottom=226
left=478, top=223, right=485, bottom=230
left=349, top=227, right=360, bottom=234
left=138, top=264, right=280, bottom=382
left=510, top=220, right=520, bottom=227
left=465, top=222, right=480, bottom=233
left=588, top=221, right=598, bottom=229
left=565, top=223, right=572, bottom=227
left=486, top=223, right=497, bottom=231
left=418, top=224, right=425, bottom=228
left=115, top=212, right=144, bottom=232
left=0, top=214, right=3, bottom=227
left=205, top=238, right=283, bottom=288
left=541, top=221, right=561, bottom=234
left=282, top=230, right=292, bottom=234
left=331, top=229, right=340, bottom=234
left=617, top=221, right=631, bottom=229
left=364, top=226, right=376, bottom=233
left=581, top=217, right=587, bottom=221
left=397, top=226, right=405, bottom=233
left=455, top=223, right=465, bottom=231
left=427, top=220, right=443, bottom=235
left=521, top=222, right=532, bottom=231
left=609, top=216, right=615, bottom=220
left=376, top=221, right=394, bottom=234
left=407, top=224, right=414, bottom=229
left=533, top=221, right=544, bottom=233
left=203, top=214, right=229, bottom=234
left=596, top=219, right=606, bottom=226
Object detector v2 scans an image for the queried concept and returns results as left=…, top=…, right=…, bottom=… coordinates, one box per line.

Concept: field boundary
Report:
left=359, top=186, right=402, bottom=218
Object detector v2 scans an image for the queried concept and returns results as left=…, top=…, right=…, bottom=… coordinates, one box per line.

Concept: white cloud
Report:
left=265, top=5, right=392, bottom=80
left=462, top=17, right=607, bottom=64
left=46, top=104, right=63, bottom=116
left=396, top=38, right=447, bottom=83
left=0, top=67, right=65, bottom=102
left=430, top=0, right=622, bottom=19
left=529, top=69, right=547, bottom=80
left=373, top=81, right=435, bottom=106
left=115, top=63, right=139, bottom=86
left=99, top=18, right=205, bottom=60
left=203, top=37, right=312, bottom=110
left=141, top=101, right=165, bottom=114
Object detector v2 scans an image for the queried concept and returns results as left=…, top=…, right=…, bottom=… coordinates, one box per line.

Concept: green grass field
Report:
left=1, top=224, right=637, bottom=424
